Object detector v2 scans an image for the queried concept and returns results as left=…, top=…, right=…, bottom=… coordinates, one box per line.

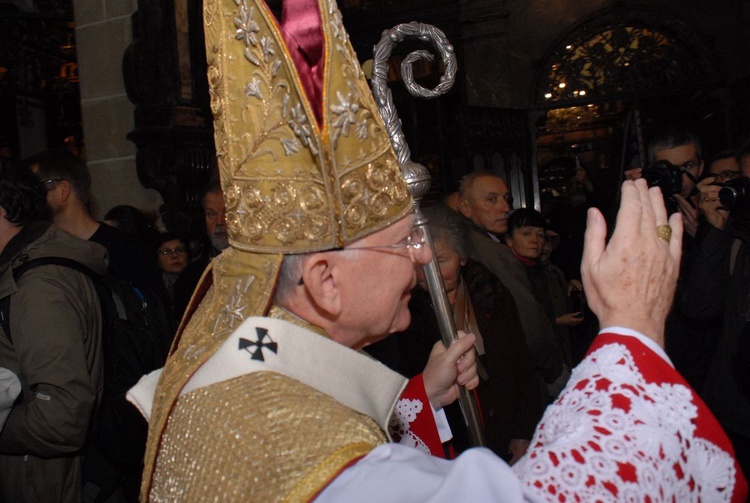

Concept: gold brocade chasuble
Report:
left=141, top=0, right=413, bottom=498
left=143, top=310, right=406, bottom=501
left=150, top=374, right=387, bottom=502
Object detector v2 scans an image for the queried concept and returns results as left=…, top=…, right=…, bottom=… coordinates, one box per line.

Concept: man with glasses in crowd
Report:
left=684, top=141, right=750, bottom=481
left=648, top=126, right=705, bottom=237
left=173, top=181, right=230, bottom=320
left=0, top=159, right=106, bottom=502
left=26, top=149, right=165, bottom=298
left=707, top=150, right=742, bottom=182
left=642, top=127, right=722, bottom=394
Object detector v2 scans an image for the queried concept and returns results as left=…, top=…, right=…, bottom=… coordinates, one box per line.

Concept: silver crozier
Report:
left=370, top=22, right=487, bottom=448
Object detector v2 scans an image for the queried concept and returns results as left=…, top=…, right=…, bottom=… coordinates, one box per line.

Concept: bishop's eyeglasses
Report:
left=296, top=226, right=427, bottom=285
left=343, top=226, right=426, bottom=254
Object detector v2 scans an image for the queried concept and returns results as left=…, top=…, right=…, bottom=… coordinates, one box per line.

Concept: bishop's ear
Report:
left=299, top=253, right=343, bottom=317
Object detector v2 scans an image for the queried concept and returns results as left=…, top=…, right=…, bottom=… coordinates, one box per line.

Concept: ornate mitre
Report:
left=209, top=0, right=411, bottom=253
left=141, top=0, right=413, bottom=496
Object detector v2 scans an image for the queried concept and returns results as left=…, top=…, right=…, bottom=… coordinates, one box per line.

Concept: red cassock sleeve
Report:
left=513, top=332, right=748, bottom=502
left=389, top=374, right=445, bottom=458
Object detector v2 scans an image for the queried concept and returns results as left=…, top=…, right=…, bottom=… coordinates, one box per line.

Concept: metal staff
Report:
left=371, top=22, right=487, bottom=447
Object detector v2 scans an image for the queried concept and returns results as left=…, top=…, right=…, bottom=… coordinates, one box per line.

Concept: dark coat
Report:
left=366, top=260, right=545, bottom=460
left=463, top=221, right=569, bottom=397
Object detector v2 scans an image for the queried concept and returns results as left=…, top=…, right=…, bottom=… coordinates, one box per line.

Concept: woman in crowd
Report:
left=366, top=204, right=544, bottom=463
left=506, top=208, right=585, bottom=366
left=154, top=232, right=190, bottom=321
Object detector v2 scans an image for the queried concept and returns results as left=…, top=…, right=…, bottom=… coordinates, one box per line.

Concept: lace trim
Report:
left=513, top=343, right=736, bottom=501
left=389, top=398, right=429, bottom=453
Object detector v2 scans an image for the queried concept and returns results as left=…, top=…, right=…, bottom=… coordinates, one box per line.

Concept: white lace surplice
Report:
left=514, top=340, right=737, bottom=502
left=318, top=330, right=746, bottom=503
left=390, top=398, right=430, bottom=453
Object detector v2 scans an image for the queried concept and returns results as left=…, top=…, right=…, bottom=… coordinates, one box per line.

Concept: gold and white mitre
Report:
left=140, top=0, right=414, bottom=499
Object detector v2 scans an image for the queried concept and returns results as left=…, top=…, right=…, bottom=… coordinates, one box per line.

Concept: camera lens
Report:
left=718, top=186, right=739, bottom=207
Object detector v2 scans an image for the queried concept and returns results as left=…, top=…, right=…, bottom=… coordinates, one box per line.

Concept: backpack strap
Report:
left=12, top=257, right=97, bottom=282
left=0, top=257, right=99, bottom=343
left=0, top=296, right=10, bottom=343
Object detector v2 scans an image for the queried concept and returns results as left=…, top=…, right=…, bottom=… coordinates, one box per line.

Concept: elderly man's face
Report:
left=458, top=175, right=511, bottom=234
left=652, top=143, right=703, bottom=198
left=330, top=214, right=431, bottom=349
left=204, top=191, right=229, bottom=251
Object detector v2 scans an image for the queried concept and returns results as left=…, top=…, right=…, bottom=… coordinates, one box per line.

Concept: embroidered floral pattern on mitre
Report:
left=324, top=2, right=386, bottom=153
left=389, top=398, right=429, bottom=453
left=207, top=0, right=411, bottom=251
left=233, top=2, right=318, bottom=162
left=512, top=343, right=736, bottom=502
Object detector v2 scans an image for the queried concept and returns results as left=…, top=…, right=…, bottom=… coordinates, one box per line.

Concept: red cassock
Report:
left=319, top=330, right=749, bottom=502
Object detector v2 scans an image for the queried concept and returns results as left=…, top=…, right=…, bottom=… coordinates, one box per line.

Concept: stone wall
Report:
left=72, top=0, right=162, bottom=218
left=69, top=0, right=747, bottom=215
left=460, top=0, right=747, bottom=109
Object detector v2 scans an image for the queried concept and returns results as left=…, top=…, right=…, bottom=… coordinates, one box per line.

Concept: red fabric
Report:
left=513, top=252, right=537, bottom=267
left=590, top=333, right=749, bottom=502
left=471, top=387, right=485, bottom=427
left=403, top=374, right=445, bottom=458
left=279, top=0, right=324, bottom=125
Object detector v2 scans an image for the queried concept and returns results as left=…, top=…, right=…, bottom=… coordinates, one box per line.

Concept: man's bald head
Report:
left=457, top=172, right=512, bottom=234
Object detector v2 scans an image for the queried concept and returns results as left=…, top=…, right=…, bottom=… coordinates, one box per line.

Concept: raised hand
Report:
left=581, top=179, right=683, bottom=347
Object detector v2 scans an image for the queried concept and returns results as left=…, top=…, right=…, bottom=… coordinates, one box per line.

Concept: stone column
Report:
left=458, top=0, right=511, bottom=108
left=71, top=0, right=162, bottom=218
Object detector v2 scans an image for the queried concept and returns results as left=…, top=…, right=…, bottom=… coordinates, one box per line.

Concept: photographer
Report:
left=639, top=128, right=731, bottom=399
left=708, top=150, right=742, bottom=182
left=681, top=169, right=750, bottom=481
left=642, top=127, right=704, bottom=236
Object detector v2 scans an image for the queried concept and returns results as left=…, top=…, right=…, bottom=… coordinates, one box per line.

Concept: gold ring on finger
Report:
left=657, top=224, right=672, bottom=242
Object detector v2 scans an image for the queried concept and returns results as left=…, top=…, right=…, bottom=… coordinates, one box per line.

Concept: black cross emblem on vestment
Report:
left=238, top=327, right=278, bottom=362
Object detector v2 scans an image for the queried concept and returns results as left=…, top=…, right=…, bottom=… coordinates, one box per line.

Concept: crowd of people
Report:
left=1, top=0, right=749, bottom=500
left=0, top=151, right=230, bottom=501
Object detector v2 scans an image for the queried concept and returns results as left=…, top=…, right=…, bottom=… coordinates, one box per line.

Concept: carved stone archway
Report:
left=533, top=7, right=722, bottom=109
left=532, top=6, right=725, bottom=212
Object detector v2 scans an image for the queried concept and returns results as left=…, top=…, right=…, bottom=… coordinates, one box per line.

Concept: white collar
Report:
left=129, top=317, right=407, bottom=434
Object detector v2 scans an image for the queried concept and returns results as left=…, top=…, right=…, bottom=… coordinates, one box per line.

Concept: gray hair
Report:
left=202, top=180, right=223, bottom=208
left=423, top=204, right=469, bottom=261
left=457, top=171, right=502, bottom=202
left=275, top=253, right=309, bottom=303
left=647, top=126, right=702, bottom=164
left=274, top=234, right=387, bottom=303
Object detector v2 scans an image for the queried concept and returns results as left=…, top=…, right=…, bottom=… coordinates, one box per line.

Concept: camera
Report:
left=718, top=176, right=750, bottom=207
left=718, top=177, right=750, bottom=221
left=642, top=160, right=682, bottom=214
left=642, top=160, right=682, bottom=196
